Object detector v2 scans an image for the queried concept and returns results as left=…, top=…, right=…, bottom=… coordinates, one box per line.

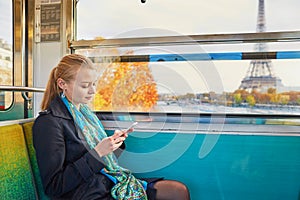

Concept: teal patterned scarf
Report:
left=61, top=94, right=147, bottom=200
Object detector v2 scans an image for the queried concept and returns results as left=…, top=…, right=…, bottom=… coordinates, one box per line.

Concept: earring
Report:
left=61, top=89, right=66, bottom=98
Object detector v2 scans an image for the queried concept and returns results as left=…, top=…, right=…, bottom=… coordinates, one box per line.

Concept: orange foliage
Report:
left=93, top=61, right=158, bottom=111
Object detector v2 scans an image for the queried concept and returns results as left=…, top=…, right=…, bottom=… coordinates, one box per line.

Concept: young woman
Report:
left=33, top=54, right=190, bottom=200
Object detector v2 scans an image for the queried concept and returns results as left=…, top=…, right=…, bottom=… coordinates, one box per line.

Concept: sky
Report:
left=76, top=0, right=300, bottom=94
left=0, top=1, right=12, bottom=44
left=0, top=0, right=299, bottom=93
left=76, top=0, right=300, bottom=39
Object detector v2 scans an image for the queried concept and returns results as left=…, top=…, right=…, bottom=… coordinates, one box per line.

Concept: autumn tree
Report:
left=246, top=95, right=256, bottom=107
left=93, top=61, right=158, bottom=111
left=233, top=93, right=242, bottom=105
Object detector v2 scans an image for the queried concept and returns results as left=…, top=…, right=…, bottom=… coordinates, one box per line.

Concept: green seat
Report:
left=0, top=124, right=37, bottom=200
left=23, top=122, right=49, bottom=200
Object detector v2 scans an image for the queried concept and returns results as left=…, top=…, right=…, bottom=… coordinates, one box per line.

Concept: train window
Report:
left=0, top=1, right=13, bottom=110
left=76, top=0, right=299, bottom=39
left=75, top=42, right=300, bottom=115
left=75, top=1, right=300, bottom=115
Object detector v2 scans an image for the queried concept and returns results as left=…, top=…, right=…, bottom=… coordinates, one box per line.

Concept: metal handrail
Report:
left=70, top=31, right=300, bottom=49
left=0, top=85, right=45, bottom=93
left=0, top=86, right=45, bottom=118
left=0, top=86, right=45, bottom=103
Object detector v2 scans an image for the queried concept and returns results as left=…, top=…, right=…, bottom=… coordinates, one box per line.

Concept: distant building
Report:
left=0, top=38, right=12, bottom=85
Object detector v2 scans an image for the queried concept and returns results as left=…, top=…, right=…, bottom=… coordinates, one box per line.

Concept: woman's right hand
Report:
left=94, top=130, right=126, bottom=157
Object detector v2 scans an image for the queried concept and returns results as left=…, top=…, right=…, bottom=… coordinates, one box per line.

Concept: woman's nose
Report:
left=89, top=85, right=96, bottom=94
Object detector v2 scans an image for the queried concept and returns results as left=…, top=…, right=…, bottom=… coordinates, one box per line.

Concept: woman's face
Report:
left=64, top=67, right=98, bottom=107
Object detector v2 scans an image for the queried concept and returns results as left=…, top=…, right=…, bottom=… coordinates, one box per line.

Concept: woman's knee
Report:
left=174, top=181, right=190, bottom=199
left=154, top=180, right=190, bottom=200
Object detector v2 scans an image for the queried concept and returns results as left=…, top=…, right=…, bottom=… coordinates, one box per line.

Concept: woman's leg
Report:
left=152, top=180, right=190, bottom=200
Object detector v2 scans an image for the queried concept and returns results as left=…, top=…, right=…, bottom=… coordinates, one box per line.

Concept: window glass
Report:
left=0, top=1, right=13, bottom=110
left=76, top=1, right=300, bottom=114
left=77, top=0, right=300, bottom=39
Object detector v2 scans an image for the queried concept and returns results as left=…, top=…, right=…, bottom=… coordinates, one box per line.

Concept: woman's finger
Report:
left=111, top=130, right=124, bottom=140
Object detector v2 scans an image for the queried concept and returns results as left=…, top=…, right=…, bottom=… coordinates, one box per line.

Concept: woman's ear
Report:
left=57, top=78, right=66, bottom=90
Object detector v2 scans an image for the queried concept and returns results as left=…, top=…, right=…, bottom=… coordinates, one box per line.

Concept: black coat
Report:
left=33, top=96, right=115, bottom=200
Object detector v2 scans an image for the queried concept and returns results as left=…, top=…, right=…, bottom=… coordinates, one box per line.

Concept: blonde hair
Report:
left=41, top=54, right=95, bottom=110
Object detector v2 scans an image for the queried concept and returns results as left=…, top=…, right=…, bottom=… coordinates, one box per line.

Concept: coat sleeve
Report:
left=32, top=114, right=105, bottom=198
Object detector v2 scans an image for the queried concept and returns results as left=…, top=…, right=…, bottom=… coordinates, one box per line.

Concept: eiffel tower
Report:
left=239, top=0, right=283, bottom=92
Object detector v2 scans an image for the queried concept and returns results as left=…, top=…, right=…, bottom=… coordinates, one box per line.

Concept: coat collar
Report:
left=48, top=95, right=73, bottom=120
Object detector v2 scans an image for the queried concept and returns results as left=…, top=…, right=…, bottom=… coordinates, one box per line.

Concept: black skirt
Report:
left=142, top=177, right=164, bottom=200
left=65, top=175, right=163, bottom=200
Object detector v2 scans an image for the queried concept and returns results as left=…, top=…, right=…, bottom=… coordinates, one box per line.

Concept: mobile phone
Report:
left=125, top=122, right=138, bottom=132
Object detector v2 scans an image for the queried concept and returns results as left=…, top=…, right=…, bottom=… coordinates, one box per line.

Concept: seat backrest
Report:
left=23, top=121, right=49, bottom=200
left=0, top=124, right=37, bottom=199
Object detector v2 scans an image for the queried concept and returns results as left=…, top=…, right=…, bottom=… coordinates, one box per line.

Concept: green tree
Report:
left=233, top=93, right=243, bottom=105
left=246, top=95, right=256, bottom=107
